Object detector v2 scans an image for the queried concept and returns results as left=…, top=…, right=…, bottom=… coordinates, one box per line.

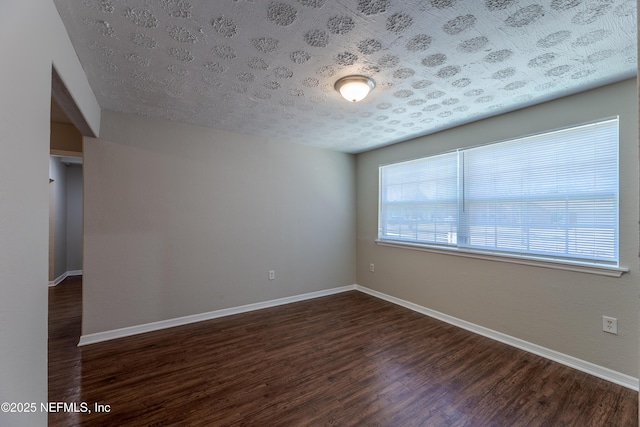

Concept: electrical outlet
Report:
left=602, top=316, right=617, bottom=335
left=269, top=270, right=275, bottom=280
left=369, top=263, right=375, bottom=273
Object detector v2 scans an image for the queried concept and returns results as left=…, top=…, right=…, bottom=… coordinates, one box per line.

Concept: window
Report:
left=379, top=118, right=619, bottom=266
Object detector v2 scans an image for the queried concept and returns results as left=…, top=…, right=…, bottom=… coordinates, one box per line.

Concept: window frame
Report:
left=377, top=117, right=628, bottom=277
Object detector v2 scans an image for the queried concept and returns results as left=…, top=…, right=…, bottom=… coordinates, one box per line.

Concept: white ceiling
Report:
left=54, top=0, right=637, bottom=153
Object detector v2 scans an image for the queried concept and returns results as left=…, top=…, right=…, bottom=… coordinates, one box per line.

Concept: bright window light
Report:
left=379, top=117, right=620, bottom=266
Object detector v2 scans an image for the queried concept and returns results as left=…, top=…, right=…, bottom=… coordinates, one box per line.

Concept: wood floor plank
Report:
left=49, top=277, right=637, bottom=426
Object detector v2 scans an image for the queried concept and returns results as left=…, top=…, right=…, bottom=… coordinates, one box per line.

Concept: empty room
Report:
left=1, top=0, right=638, bottom=426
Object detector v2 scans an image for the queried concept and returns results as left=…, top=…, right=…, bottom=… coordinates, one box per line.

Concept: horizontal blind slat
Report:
left=379, top=118, right=619, bottom=264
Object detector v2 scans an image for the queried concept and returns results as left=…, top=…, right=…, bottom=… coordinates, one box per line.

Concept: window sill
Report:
left=375, top=240, right=628, bottom=278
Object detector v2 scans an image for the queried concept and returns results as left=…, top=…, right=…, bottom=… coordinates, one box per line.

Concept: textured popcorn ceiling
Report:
left=54, top=0, right=636, bottom=153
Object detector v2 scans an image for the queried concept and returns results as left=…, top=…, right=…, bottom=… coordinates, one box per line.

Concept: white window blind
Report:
left=378, top=117, right=619, bottom=266
left=379, top=152, right=459, bottom=245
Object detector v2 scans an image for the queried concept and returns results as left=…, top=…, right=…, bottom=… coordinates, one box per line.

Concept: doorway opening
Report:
left=48, top=65, right=95, bottom=409
left=49, top=97, right=83, bottom=286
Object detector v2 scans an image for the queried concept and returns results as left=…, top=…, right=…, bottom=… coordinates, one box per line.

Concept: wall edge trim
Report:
left=49, top=270, right=83, bottom=287
left=49, top=272, right=68, bottom=287
left=77, top=282, right=637, bottom=390
left=78, top=285, right=357, bottom=346
left=355, top=285, right=639, bottom=391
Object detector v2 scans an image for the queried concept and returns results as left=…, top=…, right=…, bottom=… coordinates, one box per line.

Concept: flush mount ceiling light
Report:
left=334, top=75, right=375, bottom=103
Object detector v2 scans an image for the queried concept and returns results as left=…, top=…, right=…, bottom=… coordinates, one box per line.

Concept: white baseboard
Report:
left=49, top=272, right=67, bottom=287
left=78, top=285, right=357, bottom=346
left=49, top=270, right=83, bottom=287
left=76, top=282, right=638, bottom=391
left=355, top=285, right=639, bottom=391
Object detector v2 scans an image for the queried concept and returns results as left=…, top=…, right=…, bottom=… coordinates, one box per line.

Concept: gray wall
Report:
left=49, top=156, right=68, bottom=280
left=49, top=159, right=83, bottom=280
left=0, top=1, right=100, bottom=426
left=82, top=111, right=356, bottom=335
left=66, top=164, right=83, bottom=272
left=356, top=78, right=639, bottom=377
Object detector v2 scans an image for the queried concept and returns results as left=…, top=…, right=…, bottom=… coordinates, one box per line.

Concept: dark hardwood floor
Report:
left=49, top=276, right=637, bottom=426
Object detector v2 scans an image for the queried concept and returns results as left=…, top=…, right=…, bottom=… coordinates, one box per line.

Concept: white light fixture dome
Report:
left=334, top=75, right=375, bottom=102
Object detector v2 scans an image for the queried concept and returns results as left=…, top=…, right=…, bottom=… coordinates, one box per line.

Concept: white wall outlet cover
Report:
left=602, top=316, right=618, bottom=335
